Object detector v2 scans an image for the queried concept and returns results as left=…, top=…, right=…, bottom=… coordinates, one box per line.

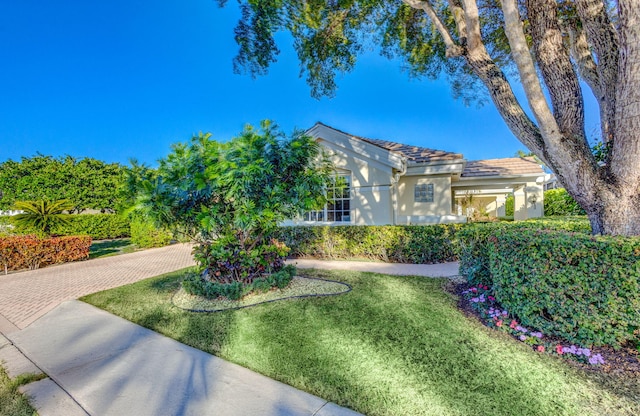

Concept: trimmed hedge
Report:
left=544, top=188, right=586, bottom=216
left=9, top=214, right=130, bottom=240
left=488, top=229, right=640, bottom=347
left=130, top=220, right=173, bottom=248
left=0, top=235, right=92, bottom=273
left=274, top=225, right=461, bottom=264
left=458, top=218, right=591, bottom=285
left=50, top=214, right=130, bottom=239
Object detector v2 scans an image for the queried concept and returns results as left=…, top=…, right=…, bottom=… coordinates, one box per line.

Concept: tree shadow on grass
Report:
left=205, top=269, right=636, bottom=416
left=89, top=239, right=134, bottom=259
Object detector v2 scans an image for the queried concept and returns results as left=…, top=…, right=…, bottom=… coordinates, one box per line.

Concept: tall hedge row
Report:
left=457, top=218, right=592, bottom=286
left=488, top=229, right=640, bottom=347
left=49, top=215, right=131, bottom=239
left=5, top=214, right=130, bottom=240
left=274, top=225, right=462, bottom=264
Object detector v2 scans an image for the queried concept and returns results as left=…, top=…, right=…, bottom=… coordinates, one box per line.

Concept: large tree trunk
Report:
left=402, top=0, right=640, bottom=235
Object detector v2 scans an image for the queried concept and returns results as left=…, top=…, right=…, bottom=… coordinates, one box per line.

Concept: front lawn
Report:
left=82, top=268, right=639, bottom=416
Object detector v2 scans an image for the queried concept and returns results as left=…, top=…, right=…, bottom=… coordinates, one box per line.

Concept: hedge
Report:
left=9, top=214, right=130, bottom=240
left=274, top=225, right=461, bottom=264
left=458, top=217, right=591, bottom=286
left=487, top=228, right=640, bottom=347
left=544, top=188, right=586, bottom=216
left=130, top=220, right=173, bottom=248
left=0, top=235, right=92, bottom=273
left=50, top=214, right=130, bottom=239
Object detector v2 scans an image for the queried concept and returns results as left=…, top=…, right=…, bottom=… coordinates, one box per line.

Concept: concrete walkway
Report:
left=289, top=258, right=460, bottom=278
left=0, top=246, right=459, bottom=415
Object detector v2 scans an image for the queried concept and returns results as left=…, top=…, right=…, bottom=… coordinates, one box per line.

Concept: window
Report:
left=415, top=183, right=434, bottom=203
left=304, top=175, right=351, bottom=223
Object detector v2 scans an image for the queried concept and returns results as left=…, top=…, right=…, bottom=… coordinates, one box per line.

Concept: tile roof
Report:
left=462, top=157, right=544, bottom=177
left=357, top=137, right=464, bottom=163
left=313, top=122, right=463, bottom=163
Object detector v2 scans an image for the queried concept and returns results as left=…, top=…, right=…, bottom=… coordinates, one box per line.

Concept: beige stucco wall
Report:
left=395, top=175, right=465, bottom=224
left=319, top=142, right=396, bottom=225
left=321, top=141, right=394, bottom=188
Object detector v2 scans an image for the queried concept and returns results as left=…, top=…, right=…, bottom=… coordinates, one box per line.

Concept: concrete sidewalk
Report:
left=289, top=258, right=461, bottom=278
left=5, top=301, right=360, bottom=416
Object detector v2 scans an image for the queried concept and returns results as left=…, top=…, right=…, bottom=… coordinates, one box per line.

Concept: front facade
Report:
left=289, top=123, right=545, bottom=226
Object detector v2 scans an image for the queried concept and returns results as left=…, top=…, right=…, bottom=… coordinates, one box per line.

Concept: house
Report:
left=289, top=122, right=545, bottom=226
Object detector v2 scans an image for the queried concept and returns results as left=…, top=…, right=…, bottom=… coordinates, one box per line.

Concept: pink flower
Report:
left=555, top=345, right=563, bottom=355
left=496, top=320, right=503, bottom=327
left=537, top=345, right=545, bottom=353
left=509, top=320, right=517, bottom=329
left=488, top=295, right=495, bottom=302
left=470, top=287, right=478, bottom=293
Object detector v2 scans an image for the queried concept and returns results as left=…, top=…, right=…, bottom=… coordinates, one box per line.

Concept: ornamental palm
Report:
left=12, top=200, right=74, bottom=235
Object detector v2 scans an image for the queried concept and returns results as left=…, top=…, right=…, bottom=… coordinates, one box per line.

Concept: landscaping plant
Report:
left=137, top=121, right=332, bottom=299
left=12, top=199, right=74, bottom=235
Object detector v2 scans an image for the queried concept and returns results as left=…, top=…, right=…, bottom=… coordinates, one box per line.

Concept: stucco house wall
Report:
left=292, top=123, right=545, bottom=226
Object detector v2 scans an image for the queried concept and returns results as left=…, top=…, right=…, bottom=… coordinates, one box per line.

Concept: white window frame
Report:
left=303, top=174, right=352, bottom=224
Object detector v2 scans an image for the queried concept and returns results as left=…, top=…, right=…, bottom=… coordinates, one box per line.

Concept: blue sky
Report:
left=1, top=1, right=601, bottom=166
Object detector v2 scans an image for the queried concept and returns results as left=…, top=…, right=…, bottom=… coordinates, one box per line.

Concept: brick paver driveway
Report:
left=0, top=244, right=195, bottom=332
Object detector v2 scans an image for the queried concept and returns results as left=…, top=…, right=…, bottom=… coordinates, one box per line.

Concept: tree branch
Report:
left=526, top=0, right=586, bottom=141
left=450, top=0, right=546, bottom=163
left=566, top=19, right=600, bottom=100
left=402, top=0, right=464, bottom=57
left=575, top=0, right=619, bottom=144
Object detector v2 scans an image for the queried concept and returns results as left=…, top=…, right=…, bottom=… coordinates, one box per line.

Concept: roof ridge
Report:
left=312, top=122, right=463, bottom=162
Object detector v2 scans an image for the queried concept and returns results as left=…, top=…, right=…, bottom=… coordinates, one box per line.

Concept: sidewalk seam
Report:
left=311, top=400, right=330, bottom=416
left=5, top=332, right=91, bottom=416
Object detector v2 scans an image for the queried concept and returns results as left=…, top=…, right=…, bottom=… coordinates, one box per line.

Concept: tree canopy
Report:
left=0, top=155, right=127, bottom=213
left=221, top=0, right=640, bottom=236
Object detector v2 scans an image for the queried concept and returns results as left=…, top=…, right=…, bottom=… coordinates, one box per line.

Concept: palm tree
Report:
left=12, top=200, right=74, bottom=235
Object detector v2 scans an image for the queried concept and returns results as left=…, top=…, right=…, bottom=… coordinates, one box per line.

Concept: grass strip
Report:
left=0, top=365, right=40, bottom=416
left=82, top=268, right=639, bottom=416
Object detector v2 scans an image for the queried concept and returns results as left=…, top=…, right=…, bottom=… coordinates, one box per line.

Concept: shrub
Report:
left=130, top=220, right=173, bottom=248
left=183, top=264, right=296, bottom=300
left=52, top=214, right=130, bottom=239
left=12, top=200, right=74, bottom=235
left=458, top=218, right=591, bottom=286
left=0, top=235, right=92, bottom=273
left=487, top=228, right=640, bottom=348
left=274, top=224, right=461, bottom=264
left=11, top=214, right=131, bottom=240
left=544, top=188, right=586, bottom=216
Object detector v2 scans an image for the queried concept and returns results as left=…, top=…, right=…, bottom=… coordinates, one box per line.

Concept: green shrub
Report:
left=130, top=220, right=173, bottom=248
left=52, top=214, right=130, bottom=239
left=274, top=225, right=461, bottom=264
left=10, top=214, right=130, bottom=239
left=488, top=228, right=640, bottom=348
left=183, top=264, right=296, bottom=300
left=504, top=195, right=514, bottom=217
left=0, top=216, right=11, bottom=234
left=544, top=188, right=586, bottom=216
left=457, top=218, right=591, bottom=286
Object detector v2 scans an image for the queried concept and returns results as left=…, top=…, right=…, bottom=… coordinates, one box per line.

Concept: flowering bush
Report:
left=462, top=285, right=605, bottom=365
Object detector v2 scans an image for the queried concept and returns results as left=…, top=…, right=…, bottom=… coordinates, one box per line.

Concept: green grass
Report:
left=89, top=238, right=136, bottom=259
left=82, top=268, right=639, bottom=416
left=0, top=365, right=40, bottom=416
